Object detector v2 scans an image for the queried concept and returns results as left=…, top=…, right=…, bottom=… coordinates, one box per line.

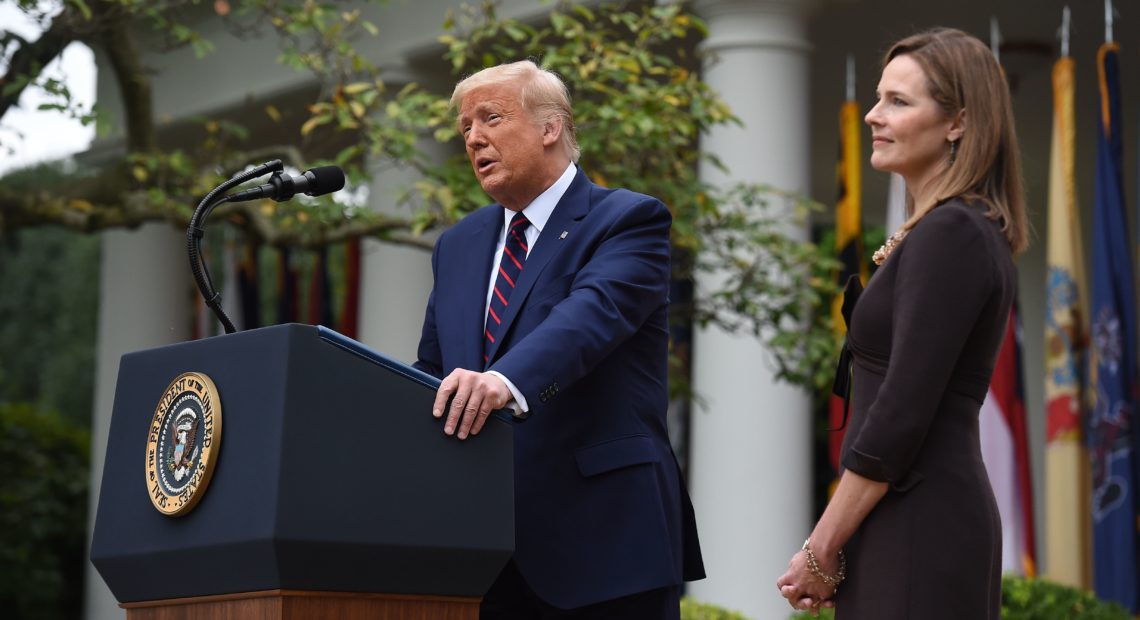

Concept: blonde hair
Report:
left=886, top=28, right=1028, bottom=254
left=450, top=60, right=580, bottom=163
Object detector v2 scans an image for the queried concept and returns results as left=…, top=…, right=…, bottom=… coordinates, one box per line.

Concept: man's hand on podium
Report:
left=433, top=369, right=512, bottom=440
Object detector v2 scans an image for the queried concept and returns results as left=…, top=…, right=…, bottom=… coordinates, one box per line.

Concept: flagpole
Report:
left=1105, top=0, right=1113, bottom=44
left=990, top=17, right=1001, bottom=64
left=1061, top=6, right=1071, bottom=58
left=846, top=53, right=854, bottom=102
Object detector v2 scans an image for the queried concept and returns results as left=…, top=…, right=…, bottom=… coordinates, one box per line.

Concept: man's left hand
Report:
left=433, top=368, right=512, bottom=440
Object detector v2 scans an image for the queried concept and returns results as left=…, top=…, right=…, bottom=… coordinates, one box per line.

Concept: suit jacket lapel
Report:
left=459, top=210, right=500, bottom=371
left=485, top=168, right=591, bottom=364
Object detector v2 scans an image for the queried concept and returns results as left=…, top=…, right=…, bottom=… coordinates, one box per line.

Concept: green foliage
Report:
left=1000, top=575, right=1132, bottom=619
left=3, top=0, right=842, bottom=392
left=0, top=222, right=100, bottom=425
left=790, top=608, right=835, bottom=619
left=0, top=402, right=91, bottom=619
left=786, top=575, right=1134, bottom=619
left=689, top=185, right=840, bottom=391
left=681, top=597, right=751, bottom=620
left=115, top=0, right=218, bottom=58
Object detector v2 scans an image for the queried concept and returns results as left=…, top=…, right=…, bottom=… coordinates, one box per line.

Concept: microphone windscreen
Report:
left=305, top=166, right=346, bottom=196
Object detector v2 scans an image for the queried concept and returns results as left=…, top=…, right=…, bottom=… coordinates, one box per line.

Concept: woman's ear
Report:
left=947, top=108, right=966, bottom=143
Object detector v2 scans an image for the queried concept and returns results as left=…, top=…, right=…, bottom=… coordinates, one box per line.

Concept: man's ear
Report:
left=542, top=119, right=563, bottom=148
left=947, top=108, right=966, bottom=143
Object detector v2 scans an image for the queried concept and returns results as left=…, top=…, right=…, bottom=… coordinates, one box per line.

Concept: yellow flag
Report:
left=828, top=100, right=864, bottom=478
left=830, top=100, right=864, bottom=334
left=1043, top=56, right=1091, bottom=589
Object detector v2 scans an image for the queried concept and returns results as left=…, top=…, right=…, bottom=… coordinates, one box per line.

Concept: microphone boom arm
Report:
left=187, top=159, right=284, bottom=335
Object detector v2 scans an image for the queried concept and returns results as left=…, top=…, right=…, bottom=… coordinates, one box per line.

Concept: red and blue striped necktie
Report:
left=484, top=212, right=531, bottom=364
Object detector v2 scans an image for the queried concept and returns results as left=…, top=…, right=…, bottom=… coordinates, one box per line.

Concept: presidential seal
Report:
left=145, top=372, right=222, bottom=516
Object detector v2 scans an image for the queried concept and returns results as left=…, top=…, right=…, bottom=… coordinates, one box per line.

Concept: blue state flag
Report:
left=1089, top=42, right=1139, bottom=613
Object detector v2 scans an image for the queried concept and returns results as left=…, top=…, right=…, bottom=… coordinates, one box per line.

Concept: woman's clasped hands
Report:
left=776, top=545, right=840, bottom=616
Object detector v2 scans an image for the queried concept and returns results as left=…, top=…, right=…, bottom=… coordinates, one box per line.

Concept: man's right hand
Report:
left=433, top=368, right=512, bottom=440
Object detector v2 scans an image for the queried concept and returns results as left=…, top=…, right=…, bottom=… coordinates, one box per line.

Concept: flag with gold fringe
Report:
left=1089, top=42, right=1138, bottom=613
left=1043, top=54, right=1092, bottom=591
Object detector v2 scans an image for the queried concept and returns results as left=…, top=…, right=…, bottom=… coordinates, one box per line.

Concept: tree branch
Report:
left=93, top=1, right=156, bottom=153
left=0, top=183, right=435, bottom=251
left=0, top=6, right=84, bottom=119
left=217, top=201, right=433, bottom=250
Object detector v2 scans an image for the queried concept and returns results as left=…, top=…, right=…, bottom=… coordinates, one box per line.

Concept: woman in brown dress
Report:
left=776, top=28, right=1029, bottom=618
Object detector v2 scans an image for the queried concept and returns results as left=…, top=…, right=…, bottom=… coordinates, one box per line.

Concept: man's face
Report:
left=458, top=81, right=552, bottom=211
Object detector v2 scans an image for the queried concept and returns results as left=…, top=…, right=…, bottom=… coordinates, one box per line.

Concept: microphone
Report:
left=227, top=166, right=346, bottom=202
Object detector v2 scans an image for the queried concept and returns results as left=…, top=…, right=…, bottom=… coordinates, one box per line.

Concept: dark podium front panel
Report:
left=91, top=324, right=514, bottom=603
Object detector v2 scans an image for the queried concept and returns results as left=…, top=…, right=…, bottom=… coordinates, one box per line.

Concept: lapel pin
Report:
left=559, top=231, right=568, bottom=240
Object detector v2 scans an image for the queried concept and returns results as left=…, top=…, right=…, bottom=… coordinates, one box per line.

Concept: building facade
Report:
left=83, top=1, right=1139, bottom=618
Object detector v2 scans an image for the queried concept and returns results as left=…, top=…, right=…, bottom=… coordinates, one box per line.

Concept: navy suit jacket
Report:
left=414, top=167, right=704, bottom=609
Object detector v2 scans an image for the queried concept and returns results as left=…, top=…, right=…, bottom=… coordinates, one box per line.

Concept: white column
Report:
left=688, top=1, right=816, bottom=618
left=357, top=155, right=437, bottom=362
left=84, top=224, right=192, bottom=620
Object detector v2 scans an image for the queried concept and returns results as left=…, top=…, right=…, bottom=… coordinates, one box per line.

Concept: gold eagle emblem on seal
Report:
left=145, top=372, right=222, bottom=516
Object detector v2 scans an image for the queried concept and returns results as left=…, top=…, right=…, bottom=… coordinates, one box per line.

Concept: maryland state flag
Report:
left=1089, top=43, right=1138, bottom=613
left=1044, top=55, right=1092, bottom=590
left=828, top=99, right=865, bottom=474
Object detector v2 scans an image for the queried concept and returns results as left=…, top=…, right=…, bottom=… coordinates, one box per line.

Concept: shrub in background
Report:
left=784, top=575, right=1133, bottom=619
left=0, top=403, right=90, bottom=620
left=1000, top=575, right=1131, bottom=619
left=682, top=597, right=751, bottom=620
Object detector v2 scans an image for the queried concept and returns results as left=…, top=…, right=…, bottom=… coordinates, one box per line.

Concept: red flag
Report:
left=980, top=306, right=1037, bottom=576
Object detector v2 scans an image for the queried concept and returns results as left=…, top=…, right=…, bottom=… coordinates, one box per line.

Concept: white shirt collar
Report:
left=500, top=163, right=577, bottom=234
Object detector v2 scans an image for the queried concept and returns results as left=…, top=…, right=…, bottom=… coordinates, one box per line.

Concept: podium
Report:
left=90, top=324, right=514, bottom=619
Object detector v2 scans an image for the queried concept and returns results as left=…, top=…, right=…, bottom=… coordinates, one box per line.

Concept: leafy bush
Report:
left=1000, top=575, right=1131, bottom=619
left=790, top=607, right=835, bottom=619
left=0, top=403, right=91, bottom=620
left=0, top=227, right=100, bottom=424
left=784, top=575, right=1133, bottom=619
left=682, top=597, right=751, bottom=620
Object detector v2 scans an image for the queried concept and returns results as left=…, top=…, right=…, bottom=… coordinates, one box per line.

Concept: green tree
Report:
left=0, top=403, right=91, bottom=619
left=0, top=164, right=101, bottom=425
left=1, top=0, right=840, bottom=392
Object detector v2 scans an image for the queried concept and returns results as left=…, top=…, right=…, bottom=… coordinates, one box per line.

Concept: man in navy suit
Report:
left=413, top=60, right=704, bottom=618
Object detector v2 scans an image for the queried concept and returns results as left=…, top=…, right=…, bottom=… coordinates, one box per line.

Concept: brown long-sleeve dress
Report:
left=835, top=199, right=1015, bottom=619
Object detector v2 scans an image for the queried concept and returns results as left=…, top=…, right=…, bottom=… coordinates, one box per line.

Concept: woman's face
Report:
left=864, top=55, right=959, bottom=186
